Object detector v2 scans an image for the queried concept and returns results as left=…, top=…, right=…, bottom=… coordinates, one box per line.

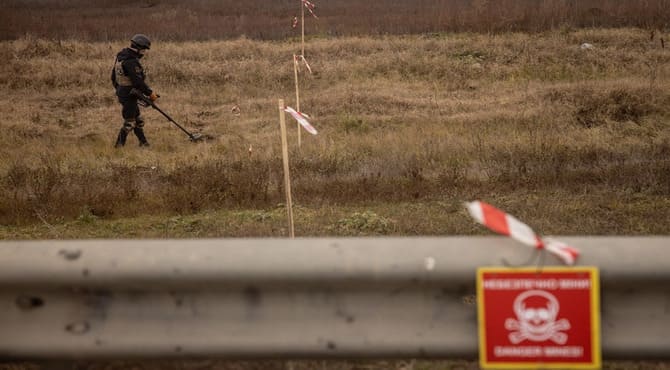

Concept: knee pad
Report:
left=122, top=120, right=134, bottom=132
left=135, top=115, right=145, bottom=128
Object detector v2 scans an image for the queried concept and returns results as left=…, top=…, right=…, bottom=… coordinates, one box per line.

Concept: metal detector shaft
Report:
left=148, top=102, right=197, bottom=139
left=132, top=89, right=202, bottom=141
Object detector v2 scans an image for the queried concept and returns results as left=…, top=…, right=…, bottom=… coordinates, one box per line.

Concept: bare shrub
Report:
left=574, top=88, right=657, bottom=128
left=161, top=158, right=273, bottom=213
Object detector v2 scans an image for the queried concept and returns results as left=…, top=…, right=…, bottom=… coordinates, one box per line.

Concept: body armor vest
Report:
left=114, top=59, right=133, bottom=87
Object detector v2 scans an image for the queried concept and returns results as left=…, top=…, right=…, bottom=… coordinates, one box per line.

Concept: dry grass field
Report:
left=1, top=27, right=670, bottom=239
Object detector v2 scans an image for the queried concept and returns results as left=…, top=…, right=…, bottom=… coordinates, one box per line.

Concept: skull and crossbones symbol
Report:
left=504, top=290, right=571, bottom=344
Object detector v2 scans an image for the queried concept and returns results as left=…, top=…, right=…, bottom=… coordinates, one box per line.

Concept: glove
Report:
left=149, top=92, right=159, bottom=102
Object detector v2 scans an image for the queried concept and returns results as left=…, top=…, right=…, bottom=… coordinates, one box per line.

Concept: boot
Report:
left=134, top=127, right=150, bottom=147
left=114, top=128, right=128, bottom=148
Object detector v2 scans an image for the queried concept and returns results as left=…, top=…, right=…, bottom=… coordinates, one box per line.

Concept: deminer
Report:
left=110, top=34, right=159, bottom=147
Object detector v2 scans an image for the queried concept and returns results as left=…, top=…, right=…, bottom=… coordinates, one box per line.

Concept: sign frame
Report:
left=477, top=266, right=601, bottom=369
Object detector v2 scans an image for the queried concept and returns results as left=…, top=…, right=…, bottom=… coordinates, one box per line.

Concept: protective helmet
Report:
left=130, top=34, right=151, bottom=50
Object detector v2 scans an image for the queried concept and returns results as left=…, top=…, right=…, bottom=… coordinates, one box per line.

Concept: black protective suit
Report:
left=111, top=48, right=154, bottom=147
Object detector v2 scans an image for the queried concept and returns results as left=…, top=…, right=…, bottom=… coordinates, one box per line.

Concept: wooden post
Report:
left=301, top=0, right=305, bottom=57
left=278, top=99, right=295, bottom=238
left=293, top=55, right=302, bottom=147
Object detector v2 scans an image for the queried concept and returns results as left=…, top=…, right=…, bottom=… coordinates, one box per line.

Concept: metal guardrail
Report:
left=0, top=237, right=668, bottom=359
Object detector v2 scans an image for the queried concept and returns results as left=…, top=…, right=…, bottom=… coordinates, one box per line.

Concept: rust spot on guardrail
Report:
left=65, top=321, right=90, bottom=335
left=58, top=249, right=82, bottom=261
left=16, top=295, right=45, bottom=311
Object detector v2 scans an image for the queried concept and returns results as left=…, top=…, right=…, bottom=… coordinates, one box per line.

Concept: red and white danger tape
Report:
left=466, top=201, right=580, bottom=265
left=284, top=106, right=318, bottom=135
left=302, top=0, right=318, bottom=18
left=294, top=54, right=312, bottom=74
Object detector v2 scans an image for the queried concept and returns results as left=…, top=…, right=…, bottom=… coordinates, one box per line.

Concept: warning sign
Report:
left=477, top=267, right=601, bottom=369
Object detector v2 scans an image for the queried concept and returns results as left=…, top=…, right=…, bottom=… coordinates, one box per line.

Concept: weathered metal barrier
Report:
left=0, top=237, right=668, bottom=359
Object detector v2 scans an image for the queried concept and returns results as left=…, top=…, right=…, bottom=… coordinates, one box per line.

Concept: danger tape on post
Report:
left=466, top=201, right=580, bottom=265
left=284, top=106, right=317, bottom=135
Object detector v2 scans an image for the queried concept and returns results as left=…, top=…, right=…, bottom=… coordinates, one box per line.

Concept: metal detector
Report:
left=132, top=89, right=204, bottom=142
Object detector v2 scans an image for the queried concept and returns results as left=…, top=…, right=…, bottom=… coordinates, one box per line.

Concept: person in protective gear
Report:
left=111, top=34, right=159, bottom=147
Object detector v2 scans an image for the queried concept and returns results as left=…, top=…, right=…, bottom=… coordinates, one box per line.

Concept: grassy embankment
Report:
left=0, top=28, right=669, bottom=238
